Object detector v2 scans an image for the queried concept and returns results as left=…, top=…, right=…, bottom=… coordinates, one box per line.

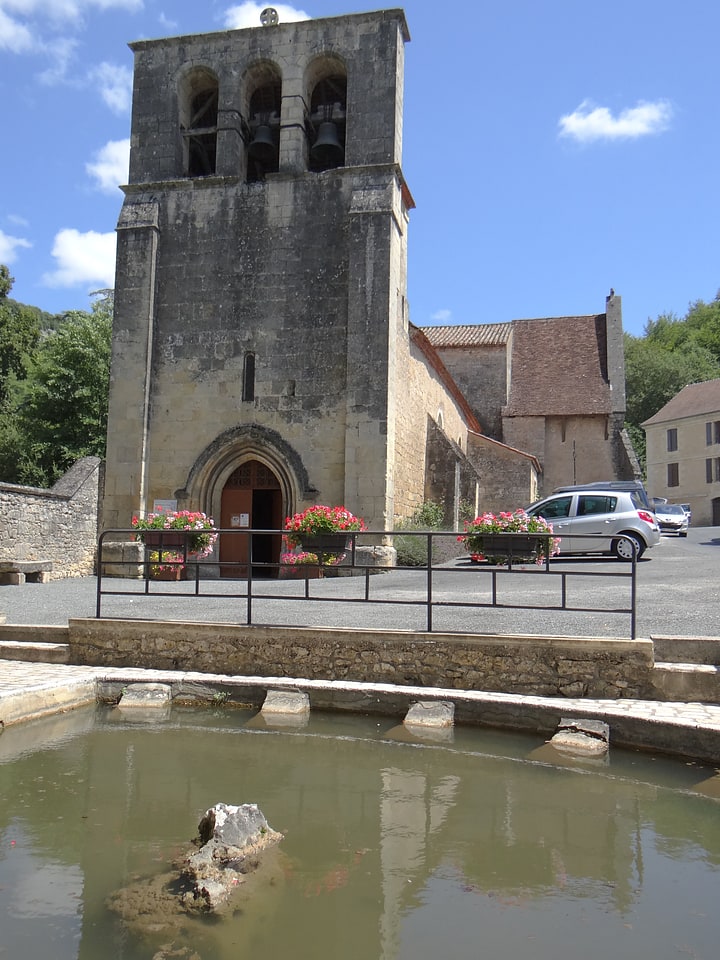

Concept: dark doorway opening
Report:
left=220, top=461, right=283, bottom=577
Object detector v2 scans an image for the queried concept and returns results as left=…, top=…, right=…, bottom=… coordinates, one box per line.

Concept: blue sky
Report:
left=1, top=0, right=718, bottom=336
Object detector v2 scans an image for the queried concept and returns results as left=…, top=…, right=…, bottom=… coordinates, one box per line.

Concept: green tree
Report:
left=0, top=292, right=113, bottom=486
left=0, top=264, right=42, bottom=405
left=624, top=296, right=720, bottom=474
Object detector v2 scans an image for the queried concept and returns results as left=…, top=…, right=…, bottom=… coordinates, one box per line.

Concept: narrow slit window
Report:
left=242, top=352, right=256, bottom=402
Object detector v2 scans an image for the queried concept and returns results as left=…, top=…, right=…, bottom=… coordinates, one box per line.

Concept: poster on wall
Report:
left=153, top=499, right=177, bottom=514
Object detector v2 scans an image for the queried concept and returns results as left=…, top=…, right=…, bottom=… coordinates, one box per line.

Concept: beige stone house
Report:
left=643, top=378, right=720, bottom=526
left=101, top=8, right=633, bottom=574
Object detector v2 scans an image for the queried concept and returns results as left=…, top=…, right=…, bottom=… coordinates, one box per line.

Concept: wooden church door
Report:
left=220, top=461, right=283, bottom=577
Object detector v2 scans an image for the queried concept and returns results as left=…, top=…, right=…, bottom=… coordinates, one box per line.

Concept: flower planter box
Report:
left=467, top=534, right=540, bottom=563
left=150, top=567, right=184, bottom=581
left=298, top=534, right=351, bottom=555
left=142, top=532, right=187, bottom=549
left=279, top=565, right=323, bottom=580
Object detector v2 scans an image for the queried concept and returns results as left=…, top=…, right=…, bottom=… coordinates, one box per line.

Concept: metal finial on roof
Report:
left=260, top=7, right=279, bottom=25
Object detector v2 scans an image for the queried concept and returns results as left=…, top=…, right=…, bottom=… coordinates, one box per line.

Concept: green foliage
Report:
left=394, top=500, right=460, bottom=566
left=0, top=275, right=112, bottom=486
left=0, top=265, right=43, bottom=405
left=624, top=294, right=720, bottom=473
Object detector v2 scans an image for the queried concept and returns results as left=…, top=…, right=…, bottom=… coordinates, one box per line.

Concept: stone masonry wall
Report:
left=434, top=344, right=508, bottom=439
left=104, top=11, right=411, bottom=535
left=68, top=618, right=656, bottom=700
left=0, top=458, right=101, bottom=578
left=466, top=435, right=538, bottom=513
left=392, top=331, right=473, bottom=521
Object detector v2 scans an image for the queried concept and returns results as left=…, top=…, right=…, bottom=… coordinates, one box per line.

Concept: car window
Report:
left=665, top=504, right=684, bottom=515
left=577, top=495, right=617, bottom=516
left=531, top=496, right=572, bottom=519
left=630, top=492, right=645, bottom=510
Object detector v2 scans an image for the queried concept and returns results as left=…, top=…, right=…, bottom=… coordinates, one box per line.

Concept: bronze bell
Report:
left=310, top=121, right=344, bottom=166
left=248, top=124, right=276, bottom=163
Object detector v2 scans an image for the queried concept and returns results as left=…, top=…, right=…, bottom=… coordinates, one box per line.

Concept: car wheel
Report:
left=612, top=533, right=645, bottom=561
left=680, top=531, right=688, bottom=538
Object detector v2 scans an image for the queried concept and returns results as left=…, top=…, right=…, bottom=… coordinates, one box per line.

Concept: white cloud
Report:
left=43, top=228, right=116, bottom=289
left=37, top=36, right=78, bottom=84
left=559, top=99, right=673, bottom=143
left=0, top=1, right=141, bottom=66
left=223, top=2, right=310, bottom=29
left=0, top=229, right=32, bottom=264
left=1, top=1, right=141, bottom=18
left=431, top=308, right=452, bottom=322
left=158, top=12, right=178, bottom=32
left=0, top=6, right=34, bottom=50
left=89, top=62, right=133, bottom=112
left=86, top=138, right=130, bottom=193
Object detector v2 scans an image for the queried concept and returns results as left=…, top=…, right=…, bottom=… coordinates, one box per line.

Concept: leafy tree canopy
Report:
left=0, top=271, right=112, bottom=486
left=625, top=292, right=720, bottom=474
left=0, top=265, right=44, bottom=405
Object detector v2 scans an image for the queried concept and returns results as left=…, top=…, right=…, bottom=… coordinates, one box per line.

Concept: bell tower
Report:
left=103, top=8, right=413, bottom=535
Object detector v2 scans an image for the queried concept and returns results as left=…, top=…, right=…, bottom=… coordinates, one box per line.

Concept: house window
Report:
left=706, top=421, right=720, bottom=445
left=242, top=352, right=255, bottom=402
left=667, top=462, right=679, bottom=487
left=708, top=458, right=720, bottom=483
left=666, top=428, right=678, bottom=452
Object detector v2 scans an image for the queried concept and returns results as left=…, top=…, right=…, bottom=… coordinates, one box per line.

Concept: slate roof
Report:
left=642, top=378, right=720, bottom=425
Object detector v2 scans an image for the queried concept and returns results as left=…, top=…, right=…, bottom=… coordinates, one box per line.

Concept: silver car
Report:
left=525, top=489, right=661, bottom=560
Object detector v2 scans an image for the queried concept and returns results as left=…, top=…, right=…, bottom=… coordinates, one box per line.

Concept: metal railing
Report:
left=96, top=528, right=638, bottom=638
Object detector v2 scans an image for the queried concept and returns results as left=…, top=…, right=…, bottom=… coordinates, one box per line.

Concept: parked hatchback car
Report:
left=654, top=502, right=689, bottom=537
left=525, top=489, right=661, bottom=560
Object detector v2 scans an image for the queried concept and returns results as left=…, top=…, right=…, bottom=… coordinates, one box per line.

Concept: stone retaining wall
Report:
left=0, top=458, right=102, bottom=578
left=68, top=619, right=655, bottom=700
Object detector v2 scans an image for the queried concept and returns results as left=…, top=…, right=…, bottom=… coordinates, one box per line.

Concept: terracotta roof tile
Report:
left=421, top=323, right=511, bottom=348
left=504, top=315, right=611, bottom=416
left=642, top=378, right=720, bottom=425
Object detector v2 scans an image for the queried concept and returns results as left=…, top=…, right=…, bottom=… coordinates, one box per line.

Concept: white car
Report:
left=654, top=503, right=689, bottom=537
left=525, top=489, right=661, bottom=560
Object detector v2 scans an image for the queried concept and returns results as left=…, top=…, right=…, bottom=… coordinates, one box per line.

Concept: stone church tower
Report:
left=103, top=9, right=419, bottom=569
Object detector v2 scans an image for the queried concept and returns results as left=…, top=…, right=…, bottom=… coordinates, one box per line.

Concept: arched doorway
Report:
left=220, top=460, right=283, bottom=577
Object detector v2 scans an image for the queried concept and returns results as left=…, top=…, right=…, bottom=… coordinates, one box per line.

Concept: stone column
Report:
left=102, top=198, right=159, bottom=532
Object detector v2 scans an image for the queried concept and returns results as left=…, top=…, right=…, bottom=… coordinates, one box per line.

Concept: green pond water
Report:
left=1, top=703, right=719, bottom=960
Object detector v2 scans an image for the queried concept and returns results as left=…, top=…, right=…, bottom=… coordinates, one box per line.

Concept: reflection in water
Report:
left=0, top=705, right=719, bottom=959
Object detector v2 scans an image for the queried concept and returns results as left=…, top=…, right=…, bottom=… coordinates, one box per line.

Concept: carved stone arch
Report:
left=176, top=423, right=316, bottom=524
left=304, top=54, right=347, bottom=171
left=177, top=65, right=219, bottom=177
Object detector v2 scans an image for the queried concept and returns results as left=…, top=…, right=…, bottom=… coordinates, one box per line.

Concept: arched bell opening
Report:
left=246, top=66, right=282, bottom=182
left=178, top=67, right=219, bottom=177
left=308, top=73, right=346, bottom=172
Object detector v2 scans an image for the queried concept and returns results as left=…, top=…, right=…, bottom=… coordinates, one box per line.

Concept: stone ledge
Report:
left=0, top=561, right=54, bottom=585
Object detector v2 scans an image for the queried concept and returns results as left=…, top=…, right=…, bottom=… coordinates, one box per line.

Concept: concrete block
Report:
left=404, top=700, right=454, bottom=728
left=261, top=689, right=310, bottom=717
left=119, top=682, right=173, bottom=707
